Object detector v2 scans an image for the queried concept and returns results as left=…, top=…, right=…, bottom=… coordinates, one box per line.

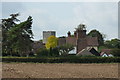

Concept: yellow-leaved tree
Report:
left=45, top=36, right=58, bottom=49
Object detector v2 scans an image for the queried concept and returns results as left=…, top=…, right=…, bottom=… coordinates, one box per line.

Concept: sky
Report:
left=1, top=2, right=118, bottom=41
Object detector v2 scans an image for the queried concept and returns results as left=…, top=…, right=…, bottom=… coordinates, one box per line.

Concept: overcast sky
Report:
left=2, top=2, right=118, bottom=41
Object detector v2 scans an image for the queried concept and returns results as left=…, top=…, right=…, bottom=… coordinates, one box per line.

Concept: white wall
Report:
left=69, top=47, right=76, bottom=54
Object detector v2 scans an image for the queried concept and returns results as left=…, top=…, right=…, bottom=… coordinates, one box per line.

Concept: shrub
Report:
left=36, top=47, right=59, bottom=57
left=49, top=47, right=59, bottom=57
left=36, top=48, right=49, bottom=57
left=110, top=49, right=120, bottom=57
left=2, top=57, right=120, bottom=63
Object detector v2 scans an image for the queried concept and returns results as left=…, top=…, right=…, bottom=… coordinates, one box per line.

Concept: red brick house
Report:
left=100, top=49, right=113, bottom=57
left=58, top=24, right=99, bottom=55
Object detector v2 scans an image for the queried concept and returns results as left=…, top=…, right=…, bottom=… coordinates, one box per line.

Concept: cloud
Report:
left=2, top=2, right=24, bottom=18
left=72, top=2, right=118, bottom=40
left=2, top=2, right=118, bottom=40
left=18, top=8, right=50, bottom=40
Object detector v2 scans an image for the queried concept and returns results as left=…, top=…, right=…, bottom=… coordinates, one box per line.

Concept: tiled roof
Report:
left=76, top=49, right=93, bottom=56
left=101, top=49, right=112, bottom=54
left=58, top=37, right=66, bottom=46
left=87, top=47, right=100, bottom=56
left=87, top=37, right=99, bottom=46
left=100, top=52, right=106, bottom=56
left=66, top=37, right=76, bottom=46
left=64, top=36, right=99, bottom=46
left=33, top=41, right=45, bottom=50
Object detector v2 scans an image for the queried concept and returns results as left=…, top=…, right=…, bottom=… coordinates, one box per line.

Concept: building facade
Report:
left=43, top=31, right=56, bottom=43
left=58, top=24, right=99, bottom=54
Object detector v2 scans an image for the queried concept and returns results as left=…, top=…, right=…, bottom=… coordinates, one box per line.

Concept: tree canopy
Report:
left=2, top=13, right=33, bottom=56
left=45, top=36, right=58, bottom=49
left=104, top=38, right=120, bottom=49
left=87, top=29, right=104, bottom=46
left=2, top=13, right=20, bottom=55
left=110, top=48, right=120, bottom=57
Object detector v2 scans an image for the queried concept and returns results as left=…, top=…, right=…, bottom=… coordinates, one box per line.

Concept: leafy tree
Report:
left=87, top=29, right=104, bottom=46
left=59, top=44, right=74, bottom=56
left=45, top=36, right=58, bottom=49
left=49, top=47, right=59, bottom=56
left=2, top=13, right=33, bottom=57
left=36, top=47, right=59, bottom=57
left=7, top=16, right=33, bottom=57
left=36, top=48, right=49, bottom=57
left=104, top=38, right=120, bottom=49
left=75, top=24, right=86, bottom=30
left=2, top=13, right=20, bottom=55
left=110, top=49, right=120, bottom=57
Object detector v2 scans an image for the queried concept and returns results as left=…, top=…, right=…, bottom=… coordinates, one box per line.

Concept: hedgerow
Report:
left=1, top=57, right=120, bottom=63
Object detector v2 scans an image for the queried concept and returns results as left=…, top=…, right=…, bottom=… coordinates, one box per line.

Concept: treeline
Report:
left=1, top=13, right=120, bottom=57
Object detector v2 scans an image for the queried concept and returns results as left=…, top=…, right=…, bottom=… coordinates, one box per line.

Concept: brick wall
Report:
left=77, top=38, right=87, bottom=53
left=58, top=37, right=66, bottom=46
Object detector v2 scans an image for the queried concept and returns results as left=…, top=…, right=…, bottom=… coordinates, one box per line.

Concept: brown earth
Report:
left=2, top=63, right=119, bottom=78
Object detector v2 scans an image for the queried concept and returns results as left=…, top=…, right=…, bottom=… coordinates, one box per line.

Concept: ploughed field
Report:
left=2, top=63, right=119, bottom=78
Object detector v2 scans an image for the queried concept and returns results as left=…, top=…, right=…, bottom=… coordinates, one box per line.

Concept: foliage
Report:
left=7, top=16, right=33, bottom=56
left=50, top=47, right=59, bottom=56
left=78, top=55, right=96, bottom=57
left=98, top=46, right=109, bottom=52
left=45, top=36, right=58, bottom=49
left=104, top=38, right=120, bottom=49
left=59, top=44, right=74, bottom=56
left=36, top=47, right=59, bottom=57
left=110, top=49, right=120, bottom=57
left=75, top=24, right=86, bottom=30
left=2, top=57, right=120, bottom=63
left=2, top=13, right=33, bottom=57
left=2, top=13, right=20, bottom=55
left=87, top=29, right=104, bottom=46
left=36, top=48, right=49, bottom=57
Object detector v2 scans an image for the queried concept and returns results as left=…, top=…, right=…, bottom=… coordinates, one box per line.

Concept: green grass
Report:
left=98, top=46, right=109, bottom=52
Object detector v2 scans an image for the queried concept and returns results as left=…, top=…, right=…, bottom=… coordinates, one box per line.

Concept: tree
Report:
left=45, top=36, right=58, bottom=49
left=2, top=13, right=33, bottom=57
left=59, top=44, right=74, bottom=56
left=2, top=13, right=20, bottom=55
left=7, top=16, right=33, bottom=57
left=36, top=48, right=49, bottom=57
left=75, top=24, right=86, bottom=30
left=87, top=29, right=104, bottom=46
left=110, top=49, right=120, bottom=57
left=104, top=38, right=120, bottom=49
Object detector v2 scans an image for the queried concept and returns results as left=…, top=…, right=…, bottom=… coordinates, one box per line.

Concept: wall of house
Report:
left=77, top=38, right=87, bottom=53
left=76, top=30, right=86, bottom=39
left=58, top=37, right=66, bottom=46
left=68, top=47, right=76, bottom=54
left=87, top=46, right=98, bottom=51
left=66, top=37, right=76, bottom=46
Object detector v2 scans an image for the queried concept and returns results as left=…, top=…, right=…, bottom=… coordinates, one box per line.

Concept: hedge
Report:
left=1, top=57, right=120, bottom=63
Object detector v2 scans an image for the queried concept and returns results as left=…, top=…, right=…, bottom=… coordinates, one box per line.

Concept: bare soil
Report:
left=2, top=63, right=119, bottom=78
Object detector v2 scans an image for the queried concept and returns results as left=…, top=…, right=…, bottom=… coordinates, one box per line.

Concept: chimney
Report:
left=74, top=31, right=77, bottom=37
left=76, top=24, right=87, bottom=39
left=67, top=31, right=71, bottom=37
